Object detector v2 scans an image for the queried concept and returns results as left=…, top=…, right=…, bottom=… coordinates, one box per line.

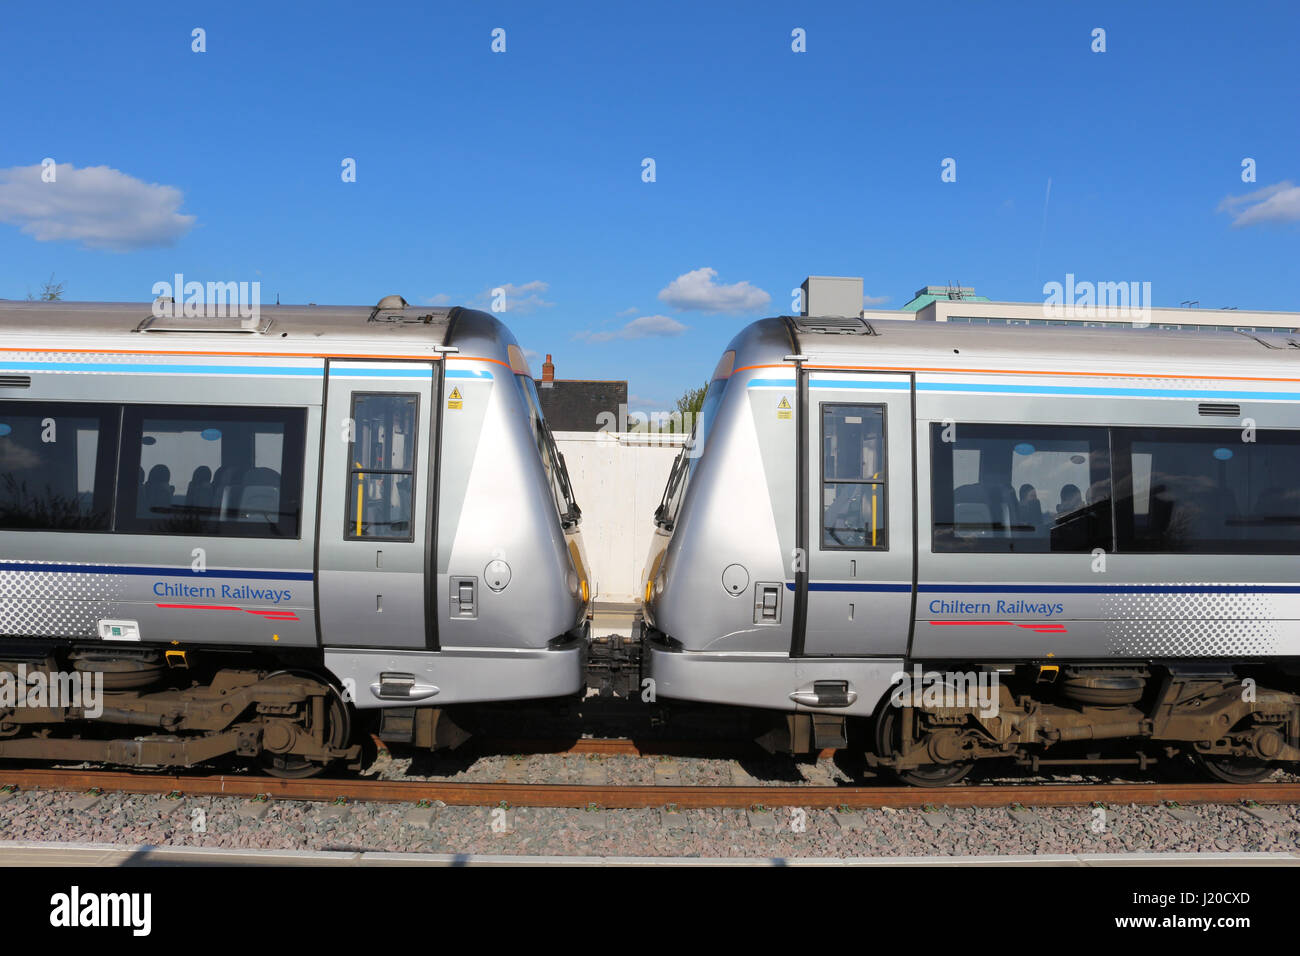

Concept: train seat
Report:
left=142, top=465, right=174, bottom=515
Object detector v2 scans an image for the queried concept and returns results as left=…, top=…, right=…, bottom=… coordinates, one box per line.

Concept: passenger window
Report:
left=821, top=404, right=887, bottom=550
left=116, top=405, right=306, bottom=537
left=0, top=402, right=117, bottom=531
left=347, top=394, right=418, bottom=540
left=1114, top=427, right=1300, bottom=554
left=931, top=423, right=1112, bottom=553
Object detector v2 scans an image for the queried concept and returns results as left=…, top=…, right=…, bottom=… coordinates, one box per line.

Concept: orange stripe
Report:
left=0, top=346, right=443, bottom=360
left=0, top=347, right=512, bottom=366
left=446, top=354, right=512, bottom=368
left=733, top=361, right=1300, bottom=384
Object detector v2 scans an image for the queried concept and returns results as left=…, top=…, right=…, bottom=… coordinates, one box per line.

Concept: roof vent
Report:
left=790, top=316, right=876, bottom=335
left=367, top=295, right=443, bottom=325
left=134, top=311, right=269, bottom=333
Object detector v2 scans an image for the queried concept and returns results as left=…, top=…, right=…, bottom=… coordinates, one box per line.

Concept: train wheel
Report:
left=1191, top=753, right=1276, bottom=785
left=874, top=709, right=974, bottom=787
left=260, top=678, right=352, bottom=779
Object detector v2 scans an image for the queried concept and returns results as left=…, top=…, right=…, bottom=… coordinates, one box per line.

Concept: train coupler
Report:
left=586, top=632, right=643, bottom=700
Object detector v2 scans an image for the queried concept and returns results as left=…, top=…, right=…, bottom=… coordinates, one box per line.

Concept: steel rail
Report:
left=3, top=765, right=1300, bottom=810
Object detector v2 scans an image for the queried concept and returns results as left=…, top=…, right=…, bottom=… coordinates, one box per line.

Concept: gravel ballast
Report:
left=2, top=783, right=1299, bottom=859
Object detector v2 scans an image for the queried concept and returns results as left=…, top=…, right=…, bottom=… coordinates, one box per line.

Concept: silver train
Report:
left=641, top=315, right=1300, bottom=784
left=6, top=296, right=1300, bottom=787
left=0, top=297, right=590, bottom=776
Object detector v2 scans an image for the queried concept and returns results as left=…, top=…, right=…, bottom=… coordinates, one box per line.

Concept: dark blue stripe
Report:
left=786, top=582, right=912, bottom=592
left=919, top=583, right=1300, bottom=594
left=784, top=581, right=1300, bottom=594
left=0, top=562, right=313, bottom=581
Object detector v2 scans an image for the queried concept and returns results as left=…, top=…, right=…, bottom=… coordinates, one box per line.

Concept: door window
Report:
left=820, top=404, right=887, bottom=550
left=346, top=394, right=418, bottom=540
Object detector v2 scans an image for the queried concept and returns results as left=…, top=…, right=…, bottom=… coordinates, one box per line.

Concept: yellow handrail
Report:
left=355, top=462, right=363, bottom=536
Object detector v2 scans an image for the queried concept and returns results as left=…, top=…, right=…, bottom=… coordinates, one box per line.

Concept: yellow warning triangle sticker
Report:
left=777, top=396, right=791, bottom=409
left=449, top=387, right=462, bottom=400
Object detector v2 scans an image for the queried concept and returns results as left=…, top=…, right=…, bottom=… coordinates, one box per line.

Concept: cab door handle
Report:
left=370, top=673, right=440, bottom=701
left=789, top=681, right=857, bottom=708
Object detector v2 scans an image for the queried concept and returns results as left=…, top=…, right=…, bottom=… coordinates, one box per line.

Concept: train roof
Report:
left=735, top=315, right=1300, bottom=380
left=0, top=298, right=470, bottom=355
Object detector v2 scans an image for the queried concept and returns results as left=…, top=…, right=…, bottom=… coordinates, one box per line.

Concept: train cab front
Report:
left=638, top=343, right=749, bottom=703
left=323, top=309, right=590, bottom=724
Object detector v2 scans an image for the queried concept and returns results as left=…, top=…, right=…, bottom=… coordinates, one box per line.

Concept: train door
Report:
left=318, top=360, right=437, bottom=649
left=798, top=370, right=914, bottom=656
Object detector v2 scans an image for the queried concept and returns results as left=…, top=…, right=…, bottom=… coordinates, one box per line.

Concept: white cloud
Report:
left=473, top=279, right=554, bottom=314
left=576, top=313, right=688, bottom=343
left=1217, top=181, right=1300, bottom=227
left=616, top=306, right=639, bottom=317
left=0, top=162, right=196, bottom=251
left=863, top=293, right=890, bottom=307
left=423, top=293, right=453, bottom=305
left=657, top=267, right=771, bottom=314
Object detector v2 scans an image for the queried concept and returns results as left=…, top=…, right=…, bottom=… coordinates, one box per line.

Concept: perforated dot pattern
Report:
left=0, top=565, right=125, bottom=638
left=1104, top=585, right=1279, bottom=656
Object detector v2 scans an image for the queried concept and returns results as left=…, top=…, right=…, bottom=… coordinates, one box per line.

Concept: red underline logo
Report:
left=155, top=603, right=299, bottom=622
left=930, top=620, right=1067, bottom=633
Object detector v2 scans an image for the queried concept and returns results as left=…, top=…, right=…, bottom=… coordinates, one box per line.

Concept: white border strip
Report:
left=0, top=841, right=1296, bottom=867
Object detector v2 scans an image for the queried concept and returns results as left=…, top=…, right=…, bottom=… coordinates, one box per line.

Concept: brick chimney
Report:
left=541, top=353, right=555, bottom=387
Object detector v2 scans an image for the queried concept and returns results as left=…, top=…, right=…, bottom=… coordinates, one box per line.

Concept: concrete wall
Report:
left=554, top=430, right=686, bottom=603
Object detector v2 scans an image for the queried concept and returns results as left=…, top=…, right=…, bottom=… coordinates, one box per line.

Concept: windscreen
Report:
left=654, top=350, right=733, bottom=530
left=517, top=374, right=582, bottom=529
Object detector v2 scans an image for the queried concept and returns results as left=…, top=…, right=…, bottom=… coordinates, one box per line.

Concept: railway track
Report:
left=3, top=761, right=1300, bottom=810
left=470, top=737, right=840, bottom=758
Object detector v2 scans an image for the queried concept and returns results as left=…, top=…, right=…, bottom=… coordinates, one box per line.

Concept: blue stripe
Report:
left=916, top=382, right=1300, bottom=401
left=811, top=380, right=910, bottom=390
left=0, top=562, right=313, bottom=581
left=750, top=378, right=911, bottom=390
left=784, top=581, right=1300, bottom=594
left=0, top=361, right=320, bottom=376
left=1, top=362, right=497, bottom=381
left=746, top=377, right=1300, bottom=402
left=331, top=367, right=434, bottom=378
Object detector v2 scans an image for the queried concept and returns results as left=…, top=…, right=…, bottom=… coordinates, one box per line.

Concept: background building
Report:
left=803, top=275, right=1299, bottom=334
left=534, top=354, right=627, bottom=432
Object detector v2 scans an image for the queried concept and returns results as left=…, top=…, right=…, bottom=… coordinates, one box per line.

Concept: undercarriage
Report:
left=0, top=643, right=361, bottom=777
left=868, top=663, right=1300, bottom=786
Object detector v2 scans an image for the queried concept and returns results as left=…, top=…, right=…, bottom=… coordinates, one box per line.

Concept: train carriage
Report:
left=0, top=297, right=590, bottom=776
left=641, top=315, right=1300, bottom=784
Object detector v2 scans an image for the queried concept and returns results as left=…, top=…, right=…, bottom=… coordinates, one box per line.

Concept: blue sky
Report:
left=1, top=0, right=1297, bottom=410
